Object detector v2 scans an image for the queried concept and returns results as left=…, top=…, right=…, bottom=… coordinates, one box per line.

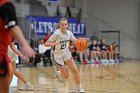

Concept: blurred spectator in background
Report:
left=100, top=38, right=109, bottom=63
left=89, top=40, right=97, bottom=63
left=107, top=42, right=119, bottom=63
left=43, top=32, right=51, bottom=43
left=38, top=40, right=47, bottom=54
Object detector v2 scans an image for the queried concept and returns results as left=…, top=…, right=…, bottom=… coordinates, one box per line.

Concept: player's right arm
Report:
left=44, top=40, right=59, bottom=47
left=1, top=2, right=36, bottom=57
left=44, top=31, right=59, bottom=47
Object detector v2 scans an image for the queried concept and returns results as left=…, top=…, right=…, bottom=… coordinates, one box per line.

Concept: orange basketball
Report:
left=75, top=38, right=88, bottom=51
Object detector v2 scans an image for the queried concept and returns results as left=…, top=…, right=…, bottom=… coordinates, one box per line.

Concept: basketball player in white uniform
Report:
left=45, top=18, right=85, bottom=93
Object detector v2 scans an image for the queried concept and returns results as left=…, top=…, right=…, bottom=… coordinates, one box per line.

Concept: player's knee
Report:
left=65, top=75, right=69, bottom=79
left=63, top=74, right=69, bottom=79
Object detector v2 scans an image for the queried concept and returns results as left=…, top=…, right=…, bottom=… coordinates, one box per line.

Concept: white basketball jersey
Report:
left=49, top=29, right=76, bottom=53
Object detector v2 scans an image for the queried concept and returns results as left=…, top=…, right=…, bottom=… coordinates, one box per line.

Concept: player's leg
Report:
left=65, top=58, right=85, bottom=92
left=0, top=58, right=11, bottom=93
left=51, top=53, right=69, bottom=79
left=63, top=51, right=85, bottom=92
left=57, top=65, right=69, bottom=79
left=0, top=75, right=9, bottom=93
left=8, top=62, right=13, bottom=85
left=12, top=62, right=26, bottom=83
left=8, top=51, right=16, bottom=85
left=12, top=61, right=33, bottom=90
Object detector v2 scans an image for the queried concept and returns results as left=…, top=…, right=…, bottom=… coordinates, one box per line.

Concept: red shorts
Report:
left=0, top=54, right=10, bottom=77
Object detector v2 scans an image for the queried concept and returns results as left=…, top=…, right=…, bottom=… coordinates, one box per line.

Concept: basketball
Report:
left=75, top=38, right=88, bottom=51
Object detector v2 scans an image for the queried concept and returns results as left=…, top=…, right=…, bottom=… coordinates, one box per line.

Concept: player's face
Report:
left=59, top=21, right=68, bottom=31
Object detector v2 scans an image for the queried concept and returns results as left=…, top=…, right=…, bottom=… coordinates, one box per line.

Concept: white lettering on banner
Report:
left=72, top=23, right=76, bottom=34
left=69, top=24, right=72, bottom=32
left=77, top=24, right=80, bottom=34
left=39, top=22, right=44, bottom=33
left=69, top=23, right=85, bottom=34
left=43, top=22, right=47, bottom=33
left=81, top=24, right=85, bottom=34
left=26, top=16, right=86, bottom=36
left=37, top=21, right=85, bottom=35
left=48, top=22, right=53, bottom=32
left=38, top=22, right=57, bottom=33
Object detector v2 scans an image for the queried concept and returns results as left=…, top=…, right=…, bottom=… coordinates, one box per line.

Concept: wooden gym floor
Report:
left=10, top=60, right=140, bottom=93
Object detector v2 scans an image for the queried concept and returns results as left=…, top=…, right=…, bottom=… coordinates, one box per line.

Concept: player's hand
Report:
left=22, top=45, right=36, bottom=58
left=21, top=55, right=29, bottom=62
left=54, top=41, right=60, bottom=45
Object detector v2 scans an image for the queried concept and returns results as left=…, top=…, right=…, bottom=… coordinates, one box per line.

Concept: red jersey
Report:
left=107, top=45, right=116, bottom=52
left=0, top=0, right=13, bottom=77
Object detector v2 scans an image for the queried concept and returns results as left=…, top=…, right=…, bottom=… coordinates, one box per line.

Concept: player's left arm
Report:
left=70, top=32, right=77, bottom=44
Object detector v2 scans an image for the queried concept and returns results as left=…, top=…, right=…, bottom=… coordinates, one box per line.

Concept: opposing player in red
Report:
left=0, top=0, right=36, bottom=93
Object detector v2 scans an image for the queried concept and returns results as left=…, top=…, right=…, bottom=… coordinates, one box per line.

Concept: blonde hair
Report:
left=55, top=23, right=60, bottom=30
left=56, top=17, right=69, bottom=30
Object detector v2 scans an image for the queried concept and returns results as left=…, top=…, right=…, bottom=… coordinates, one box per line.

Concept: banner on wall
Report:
left=48, top=0, right=58, bottom=2
left=26, top=16, right=86, bottom=36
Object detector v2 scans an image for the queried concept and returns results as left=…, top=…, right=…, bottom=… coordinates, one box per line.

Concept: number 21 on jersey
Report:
left=60, top=42, right=67, bottom=49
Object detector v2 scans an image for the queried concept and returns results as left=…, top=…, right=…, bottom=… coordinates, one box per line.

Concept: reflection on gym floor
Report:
left=10, top=60, right=140, bottom=93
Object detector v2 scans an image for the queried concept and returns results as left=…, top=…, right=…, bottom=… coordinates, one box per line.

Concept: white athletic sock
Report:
left=77, top=83, right=82, bottom=88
